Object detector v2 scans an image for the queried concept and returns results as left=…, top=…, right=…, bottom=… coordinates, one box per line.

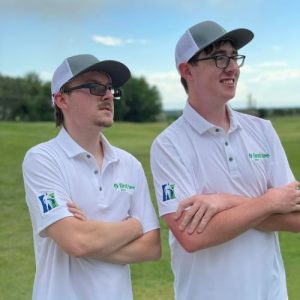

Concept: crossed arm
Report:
left=163, top=182, right=300, bottom=253
left=46, top=210, right=161, bottom=264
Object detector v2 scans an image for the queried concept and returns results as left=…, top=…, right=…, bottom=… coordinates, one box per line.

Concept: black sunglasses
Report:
left=60, top=83, right=122, bottom=99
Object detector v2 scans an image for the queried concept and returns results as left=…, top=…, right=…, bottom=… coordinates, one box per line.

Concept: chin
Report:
left=96, top=118, right=114, bottom=128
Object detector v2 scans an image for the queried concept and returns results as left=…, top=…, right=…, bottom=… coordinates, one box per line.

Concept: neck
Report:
left=188, top=97, right=230, bottom=132
left=64, top=122, right=104, bottom=166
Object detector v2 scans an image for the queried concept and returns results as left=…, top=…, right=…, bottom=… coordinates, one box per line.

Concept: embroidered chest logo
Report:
left=113, top=183, right=135, bottom=192
left=38, top=192, right=59, bottom=213
left=162, top=183, right=176, bottom=201
left=248, top=152, right=271, bottom=161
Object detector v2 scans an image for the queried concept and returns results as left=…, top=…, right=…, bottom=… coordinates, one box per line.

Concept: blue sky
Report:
left=1, top=0, right=299, bottom=110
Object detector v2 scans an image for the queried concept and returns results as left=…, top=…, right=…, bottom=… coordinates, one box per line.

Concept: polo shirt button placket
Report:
left=94, top=170, right=102, bottom=192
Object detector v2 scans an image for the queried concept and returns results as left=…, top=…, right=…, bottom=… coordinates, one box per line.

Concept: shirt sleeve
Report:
left=150, top=135, right=198, bottom=217
left=264, top=120, right=295, bottom=187
left=129, top=163, right=160, bottom=234
left=22, top=149, right=73, bottom=237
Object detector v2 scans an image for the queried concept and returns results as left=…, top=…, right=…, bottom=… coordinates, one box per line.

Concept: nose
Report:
left=225, top=57, right=239, bottom=72
left=103, top=88, right=114, bottom=100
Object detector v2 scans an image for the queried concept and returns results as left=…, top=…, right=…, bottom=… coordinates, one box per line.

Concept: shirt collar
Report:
left=55, top=127, right=119, bottom=162
left=182, top=102, right=242, bottom=134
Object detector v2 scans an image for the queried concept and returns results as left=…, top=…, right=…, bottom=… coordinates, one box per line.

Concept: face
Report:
left=186, top=42, right=240, bottom=107
left=60, top=71, right=115, bottom=129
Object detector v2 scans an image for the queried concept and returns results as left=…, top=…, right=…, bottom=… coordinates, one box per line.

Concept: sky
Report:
left=0, top=0, right=299, bottom=110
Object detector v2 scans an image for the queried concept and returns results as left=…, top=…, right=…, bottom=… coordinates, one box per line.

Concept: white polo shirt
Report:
left=151, top=102, right=293, bottom=300
left=23, top=127, right=159, bottom=300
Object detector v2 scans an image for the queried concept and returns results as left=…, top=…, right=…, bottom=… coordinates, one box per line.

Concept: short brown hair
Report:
left=54, top=104, right=64, bottom=127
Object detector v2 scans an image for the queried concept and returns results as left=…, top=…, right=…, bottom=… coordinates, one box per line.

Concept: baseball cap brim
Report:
left=206, top=28, right=254, bottom=53
left=73, top=60, right=131, bottom=88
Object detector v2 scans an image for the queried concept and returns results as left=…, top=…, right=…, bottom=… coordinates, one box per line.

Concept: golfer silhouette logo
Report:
left=162, top=183, right=175, bottom=201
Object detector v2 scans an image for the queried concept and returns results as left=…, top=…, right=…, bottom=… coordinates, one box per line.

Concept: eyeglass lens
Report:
left=90, top=84, right=121, bottom=98
left=216, top=56, right=244, bottom=68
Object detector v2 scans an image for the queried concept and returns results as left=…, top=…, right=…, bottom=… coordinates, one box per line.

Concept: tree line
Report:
left=0, top=73, right=162, bottom=122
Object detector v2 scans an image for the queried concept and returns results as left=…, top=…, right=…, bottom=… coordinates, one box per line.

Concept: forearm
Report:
left=92, top=229, right=161, bottom=264
left=256, top=212, right=300, bottom=232
left=46, top=217, right=143, bottom=257
left=166, top=195, right=276, bottom=252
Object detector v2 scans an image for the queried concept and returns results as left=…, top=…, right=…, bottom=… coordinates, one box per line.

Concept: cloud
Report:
left=244, top=61, right=300, bottom=83
left=143, top=60, right=300, bottom=110
left=257, top=61, right=288, bottom=68
left=144, top=71, right=186, bottom=110
left=237, top=61, right=300, bottom=108
left=272, top=45, right=282, bottom=52
left=252, top=69, right=300, bottom=83
left=92, top=35, right=147, bottom=46
left=93, top=36, right=123, bottom=46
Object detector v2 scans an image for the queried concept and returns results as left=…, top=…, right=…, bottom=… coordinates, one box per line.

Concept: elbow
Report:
left=177, top=236, right=207, bottom=253
left=145, top=240, right=162, bottom=261
left=64, top=240, right=89, bottom=258
left=181, top=242, right=200, bottom=253
left=62, top=235, right=101, bottom=258
left=151, top=243, right=162, bottom=261
left=144, top=231, right=162, bottom=261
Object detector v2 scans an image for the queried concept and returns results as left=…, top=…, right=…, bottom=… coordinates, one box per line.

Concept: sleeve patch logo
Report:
left=162, top=183, right=176, bottom=201
left=38, top=192, right=59, bottom=213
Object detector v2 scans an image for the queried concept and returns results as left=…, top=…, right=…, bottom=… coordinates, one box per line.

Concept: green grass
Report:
left=0, top=116, right=299, bottom=299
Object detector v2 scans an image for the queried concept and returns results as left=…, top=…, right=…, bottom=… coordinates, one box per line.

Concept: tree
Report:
left=0, top=73, right=162, bottom=122
left=0, top=73, right=53, bottom=121
left=115, top=76, right=162, bottom=122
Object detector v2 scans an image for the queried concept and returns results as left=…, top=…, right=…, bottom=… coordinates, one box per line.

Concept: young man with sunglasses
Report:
left=22, top=54, right=161, bottom=300
left=150, top=21, right=300, bottom=300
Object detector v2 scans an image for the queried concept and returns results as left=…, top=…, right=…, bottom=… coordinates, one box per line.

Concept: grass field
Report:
left=0, top=116, right=299, bottom=300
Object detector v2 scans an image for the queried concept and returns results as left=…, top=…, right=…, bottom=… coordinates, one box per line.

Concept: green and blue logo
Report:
left=162, top=183, right=176, bottom=201
left=38, top=192, right=58, bottom=213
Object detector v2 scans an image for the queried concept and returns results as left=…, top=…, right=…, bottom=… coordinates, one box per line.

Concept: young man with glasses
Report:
left=150, top=21, right=300, bottom=300
left=22, top=54, right=161, bottom=300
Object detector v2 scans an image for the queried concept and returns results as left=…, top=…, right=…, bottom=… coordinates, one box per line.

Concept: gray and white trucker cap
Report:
left=51, top=54, right=131, bottom=103
left=175, top=20, right=254, bottom=70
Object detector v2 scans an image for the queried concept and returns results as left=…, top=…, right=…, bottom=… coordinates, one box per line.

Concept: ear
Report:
left=178, top=63, right=193, bottom=81
left=54, top=92, right=68, bottom=111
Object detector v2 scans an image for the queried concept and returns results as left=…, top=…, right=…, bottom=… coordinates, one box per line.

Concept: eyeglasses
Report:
left=60, top=83, right=122, bottom=99
left=192, top=54, right=246, bottom=70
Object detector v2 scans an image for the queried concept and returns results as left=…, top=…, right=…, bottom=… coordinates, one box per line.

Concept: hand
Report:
left=174, top=193, right=244, bottom=234
left=264, top=181, right=300, bottom=214
left=123, top=217, right=143, bottom=238
left=67, top=202, right=87, bottom=221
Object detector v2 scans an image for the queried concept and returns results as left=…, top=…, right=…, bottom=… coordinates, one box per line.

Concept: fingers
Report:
left=174, top=198, right=194, bottom=221
left=287, top=181, right=299, bottom=189
left=196, top=209, right=216, bottom=234
left=185, top=206, right=206, bottom=234
left=67, top=202, right=86, bottom=221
